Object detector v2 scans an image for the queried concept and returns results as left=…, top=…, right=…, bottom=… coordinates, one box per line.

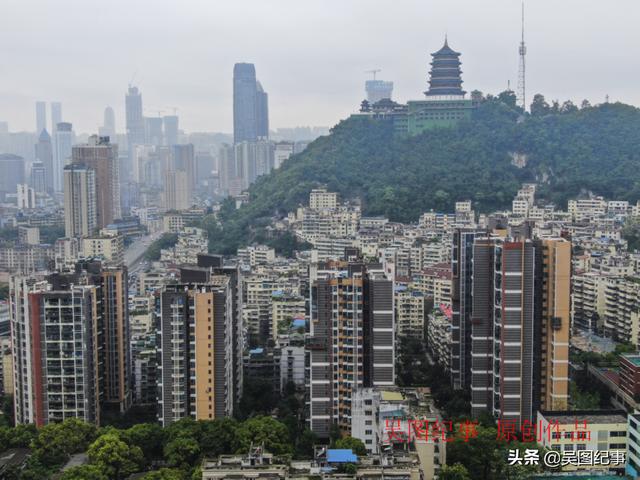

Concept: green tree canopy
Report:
left=234, top=416, right=293, bottom=455
left=334, top=437, right=367, bottom=456
left=87, top=433, right=143, bottom=480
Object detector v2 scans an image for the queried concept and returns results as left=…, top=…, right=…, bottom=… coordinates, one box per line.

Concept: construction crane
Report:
left=365, top=69, right=381, bottom=80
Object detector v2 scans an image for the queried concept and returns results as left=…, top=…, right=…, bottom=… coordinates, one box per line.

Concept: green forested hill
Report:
left=207, top=96, right=640, bottom=254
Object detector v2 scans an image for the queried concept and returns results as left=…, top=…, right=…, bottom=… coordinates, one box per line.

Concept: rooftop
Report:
left=539, top=410, right=627, bottom=425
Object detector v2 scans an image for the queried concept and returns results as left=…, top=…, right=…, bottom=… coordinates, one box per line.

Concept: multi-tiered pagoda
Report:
left=353, top=36, right=475, bottom=137
left=425, top=37, right=466, bottom=97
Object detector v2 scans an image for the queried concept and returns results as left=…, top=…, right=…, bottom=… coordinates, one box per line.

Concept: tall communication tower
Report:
left=517, top=2, right=527, bottom=110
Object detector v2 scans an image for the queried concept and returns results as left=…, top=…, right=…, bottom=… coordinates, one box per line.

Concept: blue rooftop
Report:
left=292, top=319, right=306, bottom=328
left=249, top=348, right=264, bottom=355
left=327, top=449, right=357, bottom=463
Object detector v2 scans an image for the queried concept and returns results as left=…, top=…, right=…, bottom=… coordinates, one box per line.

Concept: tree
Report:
left=296, top=428, right=318, bottom=459
left=164, top=437, right=201, bottom=470
left=530, top=94, right=550, bottom=116
left=59, top=464, right=109, bottom=480
left=234, top=416, right=293, bottom=455
left=199, top=418, right=239, bottom=458
left=334, top=437, right=367, bottom=456
left=439, top=463, right=472, bottom=480
left=120, top=423, right=165, bottom=462
left=142, top=468, right=184, bottom=480
left=446, top=425, right=542, bottom=480
left=561, top=100, right=578, bottom=114
left=497, top=90, right=517, bottom=108
left=88, top=433, right=143, bottom=480
left=32, top=418, right=97, bottom=467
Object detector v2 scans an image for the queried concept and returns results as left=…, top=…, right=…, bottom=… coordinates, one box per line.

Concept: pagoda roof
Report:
left=432, top=37, right=460, bottom=57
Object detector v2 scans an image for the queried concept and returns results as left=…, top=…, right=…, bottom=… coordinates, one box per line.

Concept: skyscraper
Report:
left=233, top=63, right=269, bottom=144
left=125, top=86, right=145, bottom=154
left=163, top=115, right=179, bottom=146
left=256, top=81, right=269, bottom=139
left=53, top=122, right=74, bottom=193
left=35, top=101, right=46, bottom=134
left=145, top=117, right=163, bottom=146
left=233, top=63, right=257, bottom=144
left=308, top=257, right=394, bottom=438
left=34, top=129, right=54, bottom=193
left=50, top=102, right=62, bottom=135
left=469, top=236, right=571, bottom=425
left=71, top=135, right=121, bottom=228
left=99, top=106, right=116, bottom=141
left=63, top=164, right=97, bottom=238
left=158, top=277, right=236, bottom=426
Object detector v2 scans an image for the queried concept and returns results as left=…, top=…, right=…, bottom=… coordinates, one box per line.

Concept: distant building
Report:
left=256, top=81, right=269, bottom=139
left=16, top=184, right=35, bottom=210
left=35, top=101, right=46, bottom=134
left=0, top=154, right=25, bottom=201
left=99, top=106, right=116, bottom=140
left=53, top=122, right=74, bottom=193
left=273, top=141, right=294, bottom=169
left=365, top=79, right=394, bottom=103
left=34, top=129, right=53, bottom=193
left=50, top=102, right=62, bottom=136
left=163, top=115, right=179, bottom=146
left=233, top=63, right=269, bottom=144
left=233, top=63, right=258, bottom=144
left=71, top=135, right=121, bottom=228
left=126, top=86, right=145, bottom=160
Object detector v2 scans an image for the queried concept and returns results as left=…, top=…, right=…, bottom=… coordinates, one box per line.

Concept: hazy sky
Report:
left=1, top=0, right=638, bottom=133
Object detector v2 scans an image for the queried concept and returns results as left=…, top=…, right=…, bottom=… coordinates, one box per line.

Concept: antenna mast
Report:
left=518, top=2, right=527, bottom=111
left=517, top=2, right=527, bottom=111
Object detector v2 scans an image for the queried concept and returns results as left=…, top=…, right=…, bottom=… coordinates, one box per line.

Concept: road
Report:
left=125, top=231, right=163, bottom=269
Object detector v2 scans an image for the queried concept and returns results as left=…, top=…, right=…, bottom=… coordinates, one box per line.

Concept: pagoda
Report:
left=404, top=36, right=474, bottom=135
left=425, top=37, right=466, bottom=98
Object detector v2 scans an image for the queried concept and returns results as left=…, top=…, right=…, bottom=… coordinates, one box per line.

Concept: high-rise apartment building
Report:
left=233, top=63, right=269, bottom=144
left=469, top=236, right=570, bottom=425
left=451, top=229, right=484, bottom=391
left=94, top=264, right=132, bottom=412
left=54, top=122, right=74, bottom=193
left=11, top=276, right=102, bottom=426
left=71, top=135, right=121, bottom=228
left=158, top=278, right=235, bottom=426
left=164, top=170, right=189, bottom=211
left=10, top=261, right=132, bottom=426
left=308, top=257, right=394, bottom=438
left=63, top=164, right=97, bottom=238
left=35, top=101, right=46, bottom=134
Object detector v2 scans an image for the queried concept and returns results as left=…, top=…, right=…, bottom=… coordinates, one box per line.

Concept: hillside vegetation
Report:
left=206, top=95, right=640, bottom=254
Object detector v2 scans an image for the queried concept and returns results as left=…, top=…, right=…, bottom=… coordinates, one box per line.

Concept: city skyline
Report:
left=2, top=0, right=639, bottom=133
